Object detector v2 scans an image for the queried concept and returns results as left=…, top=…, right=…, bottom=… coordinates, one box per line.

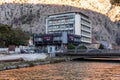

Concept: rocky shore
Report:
left=0, top=53, right=66, bottom=71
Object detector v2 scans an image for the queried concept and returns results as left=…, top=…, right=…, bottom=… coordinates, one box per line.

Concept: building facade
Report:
left=33, top=32, right=81, bottom=47
left=46, top=12, right=92, bottom=44
left=116, top=32, right=120, bottom=45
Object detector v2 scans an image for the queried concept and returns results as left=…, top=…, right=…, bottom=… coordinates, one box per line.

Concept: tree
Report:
left=0, top=24, right=11, bottom=47
left=78, top=45, right=87, bottom=49
left=67, top=44, right=75, bottom=49
left=99, top=44, right=104, bottom=49
left=8, top=28, right=30, bottom=46
left=0, top=24, right=30, bottom=47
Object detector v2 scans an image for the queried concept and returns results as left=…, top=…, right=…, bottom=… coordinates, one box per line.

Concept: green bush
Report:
left=28, top=62, right=34, bottom=67
left=67, top=44, right=75, bottom=49
left=99, top=44, right=104, bottom=49
left=0, top=24, right=30, bottom=47
left=78, top=45, right=87, bottom=49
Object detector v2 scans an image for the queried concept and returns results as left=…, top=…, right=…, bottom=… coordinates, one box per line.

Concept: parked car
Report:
left=55, top=48, right=67, bottom=53
left=20, top=49, right=28, bottom=53
left=87, top=49, right=102, bottom=53
left=27, top=49, right=35, bottom=53
left=21, top=49, right=35, bottom=53
left=35, top=49, right=47, bottom=53
left=55, top=49, right=64, bottom=53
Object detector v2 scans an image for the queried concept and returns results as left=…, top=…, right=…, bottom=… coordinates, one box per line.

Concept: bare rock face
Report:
left=0, top=0, right=120, bottom=44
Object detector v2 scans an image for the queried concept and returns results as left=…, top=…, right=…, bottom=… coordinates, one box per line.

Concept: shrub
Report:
left=0, top=24, right=30, bottom=47
left=99, top=44, right=104, bottom=49
left=78, top=45, right=87, bottom=49
left=67, top=44, right=75, bottom=49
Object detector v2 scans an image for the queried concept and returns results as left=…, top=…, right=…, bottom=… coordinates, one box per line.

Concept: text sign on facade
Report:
left=43, top=35, right=52, bottom=41
left=69, top=36, right=74, bottom=41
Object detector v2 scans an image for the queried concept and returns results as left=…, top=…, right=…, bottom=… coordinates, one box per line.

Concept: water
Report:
left=0, top=60, right=120, bottom=80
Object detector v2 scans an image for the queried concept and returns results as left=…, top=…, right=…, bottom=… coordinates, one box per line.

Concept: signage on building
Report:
left=43, top=35, right=52, bottom=41
left=68, top=35, right=74, bottom=41
left=34, top=33, right=81, bottom=46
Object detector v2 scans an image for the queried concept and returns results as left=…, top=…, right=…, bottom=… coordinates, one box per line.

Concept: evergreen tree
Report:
left=0, top=24, right=30, bottom=47
left=99, top=44, right=104, bottom=49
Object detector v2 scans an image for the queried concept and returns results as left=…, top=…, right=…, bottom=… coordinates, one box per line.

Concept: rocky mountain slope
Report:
left=0, top=0, right=120, bottom=44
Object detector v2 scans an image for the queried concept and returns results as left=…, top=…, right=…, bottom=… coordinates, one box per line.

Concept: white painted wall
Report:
left=75, top=14, right=81, bottom=36
left=46, top=18, right=48, bottom=34
left=0, top=46, right=28, bottom=54
left=90, top=20, right=92, bottom=43
left=0, top=48, right=8, bottom=53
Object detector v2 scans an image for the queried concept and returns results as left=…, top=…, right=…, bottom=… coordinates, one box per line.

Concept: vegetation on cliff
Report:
left=111, top=0, right=120, bottom=5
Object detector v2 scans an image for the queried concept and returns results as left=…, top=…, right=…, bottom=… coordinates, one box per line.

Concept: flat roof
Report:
left=48, top=11, right=89, bottom=18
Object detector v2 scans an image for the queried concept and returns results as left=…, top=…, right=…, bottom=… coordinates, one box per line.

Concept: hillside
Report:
left=0, top=0, right=120, bottom=44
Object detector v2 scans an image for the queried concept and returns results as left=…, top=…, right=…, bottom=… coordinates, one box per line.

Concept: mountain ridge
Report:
left=0, top=0, right=120, bottom=44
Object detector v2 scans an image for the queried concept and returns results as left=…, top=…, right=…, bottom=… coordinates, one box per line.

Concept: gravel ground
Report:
left=1, top=61, right=120, bottom=80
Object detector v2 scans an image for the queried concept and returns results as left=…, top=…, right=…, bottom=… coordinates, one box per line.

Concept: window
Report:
left=81, top=37, right=91, bottom=42
left=35, top=38, right=42, bottom=41
left=53, top=37, right=61, bottom=41
left=74, top=38, right=80, bottom=42
left=81, top=30, right=91, bottom=37
left=81, top=24, right=91, bottom=31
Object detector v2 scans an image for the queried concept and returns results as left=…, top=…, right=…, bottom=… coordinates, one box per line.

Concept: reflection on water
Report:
left=1, top=60, right=120, bottom=80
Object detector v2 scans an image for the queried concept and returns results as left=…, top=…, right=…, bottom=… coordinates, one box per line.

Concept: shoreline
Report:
left=0, top=57, right=67, bottom=71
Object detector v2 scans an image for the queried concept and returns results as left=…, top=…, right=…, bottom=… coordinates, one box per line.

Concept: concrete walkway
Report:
left=0, top=53, right=47, bottom=61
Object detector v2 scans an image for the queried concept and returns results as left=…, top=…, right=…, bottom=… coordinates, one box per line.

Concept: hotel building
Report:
left=46, top=12, right=92, bottom=44
left=33, top=12, right=92, bottom=51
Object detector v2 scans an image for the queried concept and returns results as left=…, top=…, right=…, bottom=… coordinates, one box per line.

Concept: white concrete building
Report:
left=46, top=12, right=92, bottom=44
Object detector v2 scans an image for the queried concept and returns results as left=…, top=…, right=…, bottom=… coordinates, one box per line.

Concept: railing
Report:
left=101, top=49, right=120, bottom=53
left=67, top=49, right=86, bottom=53
left=67, top=49, right=120, bottom=54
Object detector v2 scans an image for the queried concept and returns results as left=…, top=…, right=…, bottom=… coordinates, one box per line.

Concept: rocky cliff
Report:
left=0, top=0, right=120, bottom=44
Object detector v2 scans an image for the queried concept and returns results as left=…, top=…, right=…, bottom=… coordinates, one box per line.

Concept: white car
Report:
left=28, top=49, right=35, bottom=53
